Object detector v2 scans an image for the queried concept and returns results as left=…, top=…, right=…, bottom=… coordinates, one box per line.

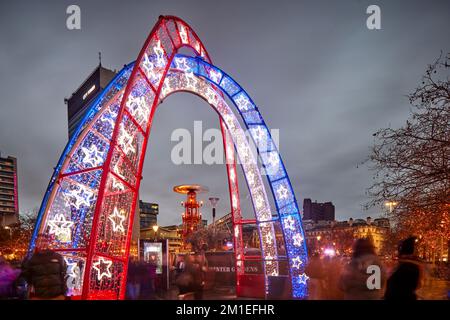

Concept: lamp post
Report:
left=4, top=226, right=12, bottom=240
left=385, top=201, right=398, bottom=213
left=152, top=224, right=159, bottom=242
left=209, top=197, right=219, bottom=231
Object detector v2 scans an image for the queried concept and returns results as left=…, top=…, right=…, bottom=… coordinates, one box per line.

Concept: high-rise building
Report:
left=303, top=198, right=335, bottom=222
left=65, top=63, right=116, bottom=139
left=139, top=201, right=158, bottom=229
left=0, top=154, right=19, bottom=226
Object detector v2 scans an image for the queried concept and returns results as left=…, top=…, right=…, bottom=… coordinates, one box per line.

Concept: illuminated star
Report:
left=111, top=177, right=125, bottom=191
left=292, top=256, right=303, bottom=269
left=64, top=258, right=78, bottom=280
left=298, top=273, right=309, bottom=285
left=293, top=233, right=304, bottom=247
left=127, top=95, right=149, bottom=122
left=209, top=68, right=222, bottom=84
left=234, top=94, right=250, bottom=112
left=153, top=40, right=165, bottom=67
left=284, top=215, right=296, bottom=231
left=67, top=185, right=94, bottom=210
left=48, top=214, right=74, bottom=242
left=276, top=184, right=289, bottom=200
left=93, top=257, right=113, bottom=281
left=251, top=126, right=266, bottom=143
left=179, top=24, right=188, bottom=44
left=184, top=71, right=197, bottom=90
left=175, top=57, right=190, bottom=71
left=81, top=144, right=105, bottom=168
left=267, top=152, right=280, bottom=170
left=108, top=207, right=126, bottom=233
left=118, top=125, right=135, bottom=155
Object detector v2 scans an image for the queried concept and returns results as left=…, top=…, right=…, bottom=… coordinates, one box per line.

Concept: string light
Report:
left=108, top=207, right=126, bottom=233
left=93, top=257, right=113, bottom=280
left=81, top=144, right=105, bottom=168
left=48, top=214, right=74, bottom=242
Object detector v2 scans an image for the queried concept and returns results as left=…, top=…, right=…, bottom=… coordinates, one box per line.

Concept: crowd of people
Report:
left=306, top=236, right=428, bottom=300
left=0, top=236, right=444, bottom=300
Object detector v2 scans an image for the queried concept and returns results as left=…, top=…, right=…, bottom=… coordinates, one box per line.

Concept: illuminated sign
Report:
left=143, top=242, right=163, bottom=274
left=82, top=84, right=96, bottom=100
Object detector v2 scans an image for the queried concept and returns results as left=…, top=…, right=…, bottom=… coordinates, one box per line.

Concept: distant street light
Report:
left=209, top=197, right=220, bottom=229
left=385, top=201, right=398, bottom=213
left=152, top=225, right=159, bottom=241
left=4, top=226, right=12, bottom=239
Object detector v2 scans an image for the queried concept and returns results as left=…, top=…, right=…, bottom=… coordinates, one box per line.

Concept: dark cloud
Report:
left=0, top=0, right=449, bottom=226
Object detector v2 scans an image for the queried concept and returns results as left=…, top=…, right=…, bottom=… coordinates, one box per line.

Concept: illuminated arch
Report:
left=29, top=16, right=308, bottom=299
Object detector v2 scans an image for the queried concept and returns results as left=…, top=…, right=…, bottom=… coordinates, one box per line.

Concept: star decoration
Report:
left=118, top=124, right=135, bottom=155
left=93, top=257, right=113, bottom=281
left=293, top=233, right=304, bottom=247
left=234, top=94, right=250, bottom=112
left=64, top=185, right=94, bottom=210
left=209, top=68, right=222, bottom=84
left=64, top=258, right=78, bottom=280
left=102, top=115, right=116, bottom=129
left=292, top=256, right=303, bottom=269
left=179, top=24, right=188, bottom=44
left=108, top=207, right=126, bottom=233
left=284, top=215, right=296, bottom=231
left=153, top=40, right=165, bottom=67
left=175, top=57, right=190, bottom=71
left=298, top=273, right=309, bottom=285
left=111, top=177, right=125, bottom=191
left=251, top=126, right=266, bottom=143
left=266, top=152, right=279, bottom=170
left=48, top=214, right=74, bottom=242
left=184, top=71, right=197, bottom=90
left=81, top=144, right=105, bottom=168
left=127, top=95, right=149, bottom=122
left=276, top=184, right=289, bottom=200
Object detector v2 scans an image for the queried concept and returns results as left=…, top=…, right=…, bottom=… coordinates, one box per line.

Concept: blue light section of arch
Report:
left=171, top=54, right=309, bottom=298
left=28, top=63, right=135, bottom=255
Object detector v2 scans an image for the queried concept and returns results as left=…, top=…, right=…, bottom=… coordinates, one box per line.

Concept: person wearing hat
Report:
left=384, top=236, right=424, bottom=300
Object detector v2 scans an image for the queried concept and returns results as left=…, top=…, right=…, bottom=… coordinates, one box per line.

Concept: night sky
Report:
left=0, top=0, right=449, bottom=226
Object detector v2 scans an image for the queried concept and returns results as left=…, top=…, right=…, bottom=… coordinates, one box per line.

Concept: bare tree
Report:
left=367, top=53, right=450, bottom=259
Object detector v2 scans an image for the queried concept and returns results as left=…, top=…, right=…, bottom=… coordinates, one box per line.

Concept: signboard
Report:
left=143, top=241, right=163, bottom=274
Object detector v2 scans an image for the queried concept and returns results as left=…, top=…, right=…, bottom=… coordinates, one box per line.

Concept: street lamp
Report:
left=4, top=226, right=12, bottom=239
left=209, top=197, right=220, bottom=228
left=385, top=201, right=398, bottom=213
left=152, top=225, right=159, bottom=241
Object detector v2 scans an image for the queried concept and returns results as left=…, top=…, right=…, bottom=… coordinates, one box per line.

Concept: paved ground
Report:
left=417, top=279, right=449, bottom=300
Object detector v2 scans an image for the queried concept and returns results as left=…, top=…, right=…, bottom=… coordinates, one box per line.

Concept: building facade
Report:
left=0, top=154, right=19, bottom=226
left=303, top=198, right=335, bottom=222
left=305, top=217, right=390, bottom=256
left=65, top=64, right=116, bottom=138
left=139, top=201, right=158, bottom=229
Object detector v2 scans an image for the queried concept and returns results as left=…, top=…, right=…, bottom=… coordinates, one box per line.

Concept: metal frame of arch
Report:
left=28, top=16, right=308, bottom=299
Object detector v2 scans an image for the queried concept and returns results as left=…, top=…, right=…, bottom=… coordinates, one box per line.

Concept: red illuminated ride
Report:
left=174, top=184, right=208, bottom=249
